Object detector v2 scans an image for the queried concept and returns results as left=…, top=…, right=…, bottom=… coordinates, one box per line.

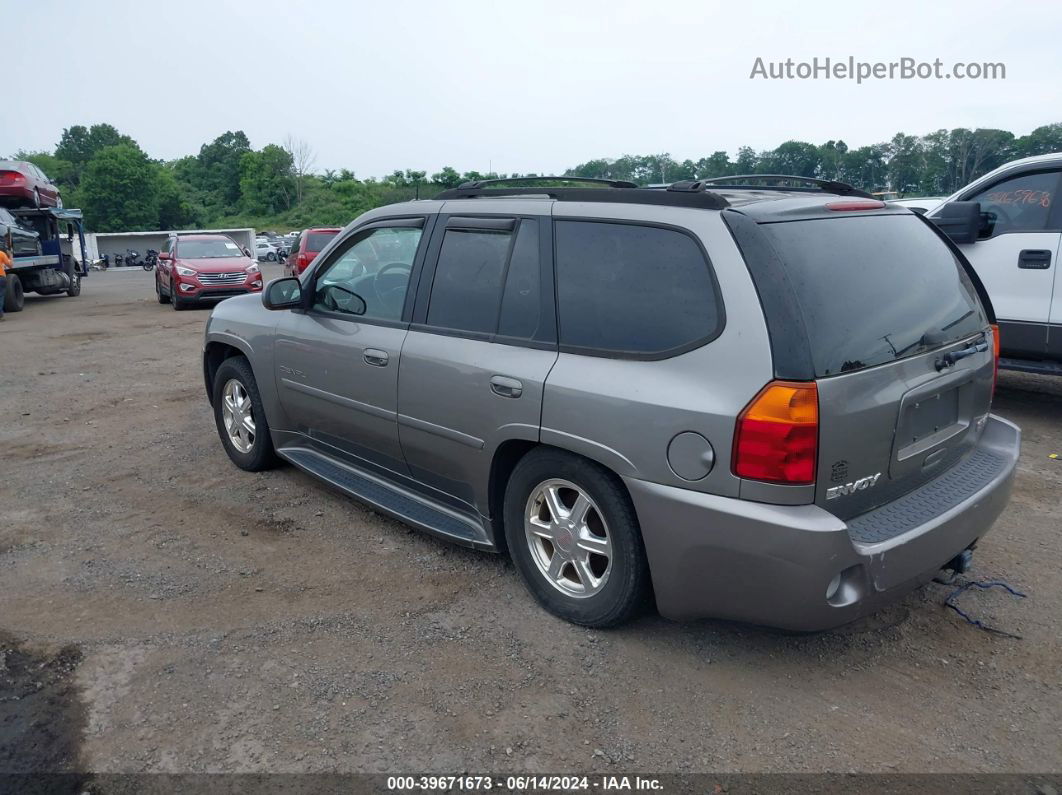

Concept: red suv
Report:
left=155, top=234, right=263, bottom=310
left=284, top=227, right=340, bottom=276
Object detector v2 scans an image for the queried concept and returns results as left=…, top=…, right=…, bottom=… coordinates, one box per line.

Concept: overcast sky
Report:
left=6, top=0, right=1062, bottom=176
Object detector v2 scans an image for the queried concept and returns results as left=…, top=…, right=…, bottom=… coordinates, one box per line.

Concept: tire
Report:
left=33, top=189, right=41, bottom=209
left=170, top=279, right=186, bottom=310
left=4, top=274, right=24, bottom=313
left=503, top=448, right=651, bottom=627
left=156, top=276, right=170, bottom=304
left=212, top=357, right=278, bottom=471
left=66, top=271, right=81, bottom=297
left=266, top=252, right=277, bottom=262
left=56, top=193, right=63, bottom=209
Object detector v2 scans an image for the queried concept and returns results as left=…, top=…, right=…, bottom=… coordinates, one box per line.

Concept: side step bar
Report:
left=999, top=357, right=1062, bottom=376
left=277, top=446, right=494, bottom=550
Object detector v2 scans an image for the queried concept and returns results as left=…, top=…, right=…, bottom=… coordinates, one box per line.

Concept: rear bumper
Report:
left=627, top=415, right=1020, bottom=631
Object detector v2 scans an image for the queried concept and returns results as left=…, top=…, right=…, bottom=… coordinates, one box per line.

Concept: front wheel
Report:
left=156, top=276, right=170, bottom=304
left=170, top=280, right=186, bottom=310
left=503, top=448, right=651, bottom=627
left=66, top=271, right=81, bottom=297
left=212, top=357, right=278, bottom=471
left=142, top=262, right=153, bottom=271
left=4, top=274, right=24, bottom=312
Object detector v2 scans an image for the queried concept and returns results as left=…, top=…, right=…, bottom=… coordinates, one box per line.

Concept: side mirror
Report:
left=158, top=251, right=172, bottom=261
left=262, top=277, right=303, bottom=310
left=931, top=201, right=981, bottom=244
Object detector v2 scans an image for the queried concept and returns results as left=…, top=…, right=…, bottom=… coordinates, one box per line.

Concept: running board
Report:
left=277, top=446, right=493, bottom=550
left=999, top=357, right=1062, bottom=376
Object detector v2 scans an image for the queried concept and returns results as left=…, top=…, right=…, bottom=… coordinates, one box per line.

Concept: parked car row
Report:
left=199, top=175, right=1021, bottom=632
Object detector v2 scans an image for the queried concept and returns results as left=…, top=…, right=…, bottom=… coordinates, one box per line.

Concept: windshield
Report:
left=759, top=215, right=987, bottom=377
left=306, top=232, right=338, bottom=252
left=178, top=239, right=244, bottom=259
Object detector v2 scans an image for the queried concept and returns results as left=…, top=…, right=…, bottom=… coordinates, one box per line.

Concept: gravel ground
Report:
left=1, top=266, right=1061, bottom=776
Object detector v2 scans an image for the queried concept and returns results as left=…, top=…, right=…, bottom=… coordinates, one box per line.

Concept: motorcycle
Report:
left=114, top=253, right=124, bottom=267
left=142, top=249, right=158, bottom=271
left=94, top=253, right=110, bottom=270
left=125, top=249, right=142, bottom=269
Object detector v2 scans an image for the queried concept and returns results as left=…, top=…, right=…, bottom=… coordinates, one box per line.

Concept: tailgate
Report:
left=816, top=335, right=994, bottom=520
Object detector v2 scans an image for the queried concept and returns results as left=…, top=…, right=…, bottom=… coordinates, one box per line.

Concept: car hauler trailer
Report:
left=4, top=208, right=88, bottom=312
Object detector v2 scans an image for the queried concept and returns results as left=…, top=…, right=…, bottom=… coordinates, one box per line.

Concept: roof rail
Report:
left=697, top=175, right=872, bottom=198
left=456, top=176, right=638, bottom=189
left=433, top=185, right=730, bottom=210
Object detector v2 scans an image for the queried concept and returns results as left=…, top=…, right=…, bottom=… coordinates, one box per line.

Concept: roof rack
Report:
left=433, top=184, right=730, bottom=210
left=696, top=175, right=872, bottom=198
left=455, top=175, right=638, bottom=190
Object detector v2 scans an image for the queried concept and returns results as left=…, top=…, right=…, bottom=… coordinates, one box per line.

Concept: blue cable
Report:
left=944, top=579, right=1027, bottom=639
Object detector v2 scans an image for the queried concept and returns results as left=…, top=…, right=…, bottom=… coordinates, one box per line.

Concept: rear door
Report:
left=751, top=211, right=994, bottom=520
left=397, top=212, right=557, bottom=513
left=953, top=168, right=1061, bottom=359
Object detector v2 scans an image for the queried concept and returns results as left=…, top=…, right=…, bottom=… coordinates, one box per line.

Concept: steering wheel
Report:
left=372, top=262, right=411, bottom=306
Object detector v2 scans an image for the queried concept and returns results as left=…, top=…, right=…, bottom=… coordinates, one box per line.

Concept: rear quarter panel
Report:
left=541, top=205, right=774, bottom=497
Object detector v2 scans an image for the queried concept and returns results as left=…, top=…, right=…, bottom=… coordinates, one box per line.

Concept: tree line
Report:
left=10, top=122, right=1062, bottom=233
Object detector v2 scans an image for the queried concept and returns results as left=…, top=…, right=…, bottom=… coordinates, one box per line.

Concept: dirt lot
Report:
left=2, top=266, right=1061, bottom=776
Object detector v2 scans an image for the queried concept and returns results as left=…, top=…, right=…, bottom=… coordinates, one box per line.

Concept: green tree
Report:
left=431, top=166, right=462, bottom=188
left=194, top=131, right=252, bottom=210
left=239, top=144, right=295, bottom=215
left=55, top=123, right=136, bottom=187
left=79, top=144, right=160, bottom=231
left=1014, top=123, right=1062, bottom=157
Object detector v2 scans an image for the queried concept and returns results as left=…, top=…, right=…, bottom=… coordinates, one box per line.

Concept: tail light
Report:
left=0, top=170, right=26, bottom=185
left=732, top=381, right=818, bottom=484
left=990, top=324, right=1000, bottom=397
left=296, top=252, right=309, bottom=271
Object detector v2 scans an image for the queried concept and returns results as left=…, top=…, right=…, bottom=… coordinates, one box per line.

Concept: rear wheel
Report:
left=33, top=189, right=41, bottom=208
left=212, top=357, right=278, bottom=471
left=503, top=448, right=651, bottom=627
left=266, top=251, right=277, bottom=262
left=56, top=193, right=63, bottom=209
left=3, top=274, right=24, bottom=312
left=156, top=275, right=170, bottom=304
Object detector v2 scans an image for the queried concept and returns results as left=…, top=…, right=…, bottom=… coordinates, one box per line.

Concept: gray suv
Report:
left=203, top=176, right=1021, bottom=631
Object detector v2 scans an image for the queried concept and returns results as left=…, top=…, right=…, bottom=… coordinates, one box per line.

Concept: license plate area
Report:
left=891, top=369, right=975, bottom=478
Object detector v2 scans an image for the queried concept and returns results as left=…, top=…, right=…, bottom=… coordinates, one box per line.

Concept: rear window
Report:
left=759, top=215, right=987, bottom=376
left=306, top=232, right=338, bottom=252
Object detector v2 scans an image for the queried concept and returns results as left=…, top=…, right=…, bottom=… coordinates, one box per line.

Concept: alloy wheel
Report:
left=221, top=379, right=256, bottom=454
left=524, top=479, right=612, bottom=598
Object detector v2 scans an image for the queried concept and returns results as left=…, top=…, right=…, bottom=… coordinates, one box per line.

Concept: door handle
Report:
left=1018, top=249, right=1052, bottom=269
left=490, top=375, right=523, bottom=398
left=363, top=348, right=389, bottom=367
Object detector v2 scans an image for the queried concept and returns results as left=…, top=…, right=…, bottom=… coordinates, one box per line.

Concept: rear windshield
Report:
left=306, top=232, right=338, bottom=252
left=178, top=238, right=243, bottom=259
left=759, top=215, right=986, bottom=376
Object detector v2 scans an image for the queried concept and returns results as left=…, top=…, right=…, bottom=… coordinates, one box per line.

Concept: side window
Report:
left=290, top=233, right=302, bottom=253
left=554, top=221, right=722, bottom=356
left=426, top=224, right=514, bottom=334
left=968, top=171, right=1058, bottom=237
left=313, top=226, right=422, bottom=321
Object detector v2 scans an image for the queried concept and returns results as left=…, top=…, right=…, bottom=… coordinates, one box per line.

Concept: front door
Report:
left=275, top=219, right=428, bottom=475
left=398, top=214, right=557, bottom=513
left=956, top=168, right=1062, bottom=358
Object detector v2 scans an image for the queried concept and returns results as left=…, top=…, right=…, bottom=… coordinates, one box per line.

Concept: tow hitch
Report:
left=934, top=546, right=975, bottom=585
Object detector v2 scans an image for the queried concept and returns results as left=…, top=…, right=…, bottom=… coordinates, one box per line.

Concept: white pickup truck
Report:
left=928, top=153, right=1062, bottom=375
